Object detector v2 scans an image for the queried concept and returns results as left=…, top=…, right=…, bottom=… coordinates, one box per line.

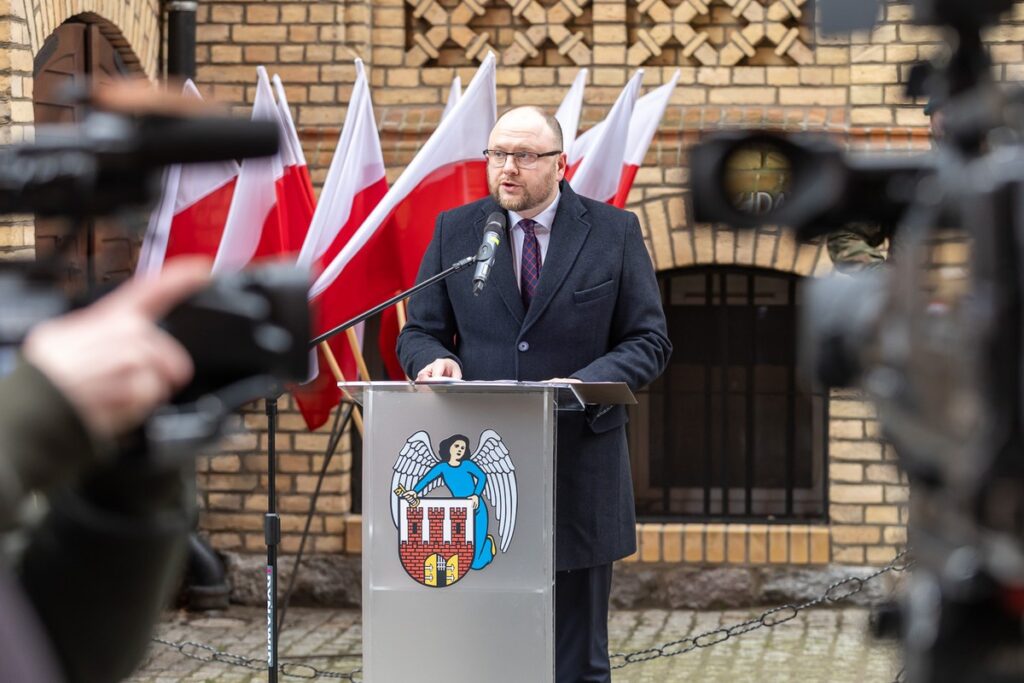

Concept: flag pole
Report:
left=344, top=327, right=372, bottom=384
left=396, top=298, right=408, bottom=330
left=318, top=341, right=364, bottom=436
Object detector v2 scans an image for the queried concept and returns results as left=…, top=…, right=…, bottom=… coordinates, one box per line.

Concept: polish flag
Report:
left=136, top=80, right=238, bottom=276
left=212, top=66, right=289, bottom=274
left=555, top=69, right=587, bottom=161
left=611, top=70, right=680, bottom=208
left=566, top=69, right=643, bottom=203
left=273, top=74, right=317, bottom=231
left=291, top=59, right=389, bottom=430
left=441, top=75, right=461, bottom=121
left=309, top=53, right=497, bottom=379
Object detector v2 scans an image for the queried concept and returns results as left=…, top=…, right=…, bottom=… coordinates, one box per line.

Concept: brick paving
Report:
left=129, top=606, right=901, bottom=682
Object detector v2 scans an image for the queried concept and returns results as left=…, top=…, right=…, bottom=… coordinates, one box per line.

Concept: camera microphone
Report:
left=473, top=212, right=505, bottom=296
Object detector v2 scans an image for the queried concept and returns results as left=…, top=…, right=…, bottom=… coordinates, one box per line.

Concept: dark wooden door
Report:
left=33, top=21, right=137, bottom=291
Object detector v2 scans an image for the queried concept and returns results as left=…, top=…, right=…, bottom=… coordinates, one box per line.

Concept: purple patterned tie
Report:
left=519, top=218, right=541, bottom=308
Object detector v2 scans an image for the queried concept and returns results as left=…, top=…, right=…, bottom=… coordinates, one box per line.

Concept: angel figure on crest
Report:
left=392, top=430, right=518, bottom=571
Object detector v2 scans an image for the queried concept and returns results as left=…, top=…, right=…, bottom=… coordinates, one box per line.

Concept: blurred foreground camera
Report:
left=691, top=2, right=1024, bottom=682
left=0, top=82, right=310, bottom=456
left=0, top=81, right=309, bottom=683
left=0, top=110, right=277, bottom=218
left=690, top=132, right=934, bottom=240
left=162, top=264, right=310, bottom=405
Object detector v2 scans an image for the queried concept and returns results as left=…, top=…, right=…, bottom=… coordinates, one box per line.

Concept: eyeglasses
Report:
left=482, top=149, right=562, bottom=169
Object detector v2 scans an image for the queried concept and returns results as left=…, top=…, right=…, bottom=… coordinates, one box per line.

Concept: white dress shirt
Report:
left=508, top=191, right=561, bottom=291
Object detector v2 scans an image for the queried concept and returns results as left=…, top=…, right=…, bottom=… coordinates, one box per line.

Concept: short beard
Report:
left=491, top=186, right=531, bottom=213
left=489, top=165, right=557, bottom=214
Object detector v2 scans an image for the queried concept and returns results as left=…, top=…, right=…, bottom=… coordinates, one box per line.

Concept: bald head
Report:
left=493, top=106, right=563, bottom=152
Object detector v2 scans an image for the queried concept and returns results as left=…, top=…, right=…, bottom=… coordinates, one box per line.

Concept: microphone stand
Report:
left=265, top=390, right=280, bottom=683
left=263, top=253, right=475, bottom=681
left=310, top=254, right=475, bottom=346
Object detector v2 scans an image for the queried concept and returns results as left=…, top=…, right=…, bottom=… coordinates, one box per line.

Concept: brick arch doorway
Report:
left=33, top=18, right=142, bottom=291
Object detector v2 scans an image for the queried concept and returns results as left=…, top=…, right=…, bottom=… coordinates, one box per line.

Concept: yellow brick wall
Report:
left=198, top=398, right=351, bottom=554
left=0, top=0, right=1008, bottom=564
left=182, top=0, right=1024, bottom=565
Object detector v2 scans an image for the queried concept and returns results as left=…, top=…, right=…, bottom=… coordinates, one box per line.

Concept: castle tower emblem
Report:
left=391, top=430, right=518, bottom=588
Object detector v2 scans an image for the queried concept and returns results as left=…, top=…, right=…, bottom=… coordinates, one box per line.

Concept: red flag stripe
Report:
left=610, top=163, right=639, bottom=209
left=162, top=177, right=237, bottom=261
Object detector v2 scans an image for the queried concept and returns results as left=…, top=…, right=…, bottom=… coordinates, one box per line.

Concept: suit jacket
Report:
left=397, top=181, right=671, bottom=571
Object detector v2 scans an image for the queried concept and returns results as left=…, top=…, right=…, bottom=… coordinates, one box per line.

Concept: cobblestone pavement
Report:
left=129, top=605, right=901, bottom=682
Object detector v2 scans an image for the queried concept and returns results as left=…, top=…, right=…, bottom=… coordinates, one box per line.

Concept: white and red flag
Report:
left=136, top=81, right=238, bottom=276
left=291, top=59, right=389, bottom=429
left=273, top=74, right=317, bottom=233
left=555, top=68, right=587, bottom=162
left=309, top=52, right=497, bottom=380
left=441, top=75, right=462, bottom=121
left=566, top=69, right=643, bottom=203
left=212, top=66, right=289, bottom=274
left=611, top=70, right=680, bottom=208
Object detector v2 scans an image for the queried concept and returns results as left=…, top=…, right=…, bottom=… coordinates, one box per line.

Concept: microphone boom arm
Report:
left=309, top=255, right=475, bottom=347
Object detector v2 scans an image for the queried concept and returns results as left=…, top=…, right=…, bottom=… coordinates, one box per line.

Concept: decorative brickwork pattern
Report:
left=404, top=0, right=495, bottom=67
left=501, top=0, right=592, bottom=66
left=628, top=0, right=812, bottom=68
left=397, top=0, right=811, bottom=69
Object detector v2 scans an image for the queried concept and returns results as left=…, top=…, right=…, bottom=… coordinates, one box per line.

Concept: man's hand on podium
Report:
left=415, top=358, right=463, bottom=382
left=468, top=494, right=480, bottom=510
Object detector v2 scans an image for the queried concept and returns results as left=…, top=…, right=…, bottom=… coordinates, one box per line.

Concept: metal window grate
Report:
left=629, top=266, right=828, bottom=522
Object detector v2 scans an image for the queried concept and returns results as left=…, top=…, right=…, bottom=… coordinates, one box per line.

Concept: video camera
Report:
left=691, top=1, right=1024, bottom=681
left=0, top=84, right=311, bottom=458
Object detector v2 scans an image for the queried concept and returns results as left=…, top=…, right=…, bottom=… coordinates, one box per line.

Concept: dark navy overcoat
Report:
left=398, top=181, right=671, bottom=571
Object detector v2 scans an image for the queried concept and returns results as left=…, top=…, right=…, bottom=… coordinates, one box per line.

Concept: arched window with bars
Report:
left=629, top=265, right=828, bottom=521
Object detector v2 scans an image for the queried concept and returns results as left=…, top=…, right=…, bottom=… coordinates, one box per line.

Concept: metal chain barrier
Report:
left=150, top=637, right=362, bottom=680
left=608, top=549, right=913, bottom=670
left=152, top=549, right=912, bottom=680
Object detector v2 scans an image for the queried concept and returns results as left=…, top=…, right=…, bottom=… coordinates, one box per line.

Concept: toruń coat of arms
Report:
left=390, top=430, right=518, bottom=588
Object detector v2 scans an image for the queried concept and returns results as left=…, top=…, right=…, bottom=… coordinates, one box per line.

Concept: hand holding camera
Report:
left=23, top=258, right=210, bottom=439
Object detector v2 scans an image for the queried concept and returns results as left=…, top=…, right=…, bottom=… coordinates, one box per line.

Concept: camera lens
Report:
left=722, top=142, right=793, bottom=219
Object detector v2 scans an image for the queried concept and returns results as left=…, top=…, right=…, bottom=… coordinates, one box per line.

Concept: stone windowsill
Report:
left=341, top=515, right=830, bottom=565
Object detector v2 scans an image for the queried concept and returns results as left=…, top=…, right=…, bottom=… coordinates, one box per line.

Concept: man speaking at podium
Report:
left=397, top=106, right=671, bottom=682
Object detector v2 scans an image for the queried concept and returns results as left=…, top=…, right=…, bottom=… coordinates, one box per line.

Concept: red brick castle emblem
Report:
left=395, top=497, right=475, bottom=587
left=390, top=430, right=519, bottom=589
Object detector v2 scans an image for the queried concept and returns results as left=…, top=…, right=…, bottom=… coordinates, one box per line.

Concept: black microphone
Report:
left=473, top=212, right=505, bottom=295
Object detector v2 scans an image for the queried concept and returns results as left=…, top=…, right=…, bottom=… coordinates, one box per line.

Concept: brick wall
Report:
left=0, top=0, right=1004, bottom=566
left=187, top=0, right=1024, bottom=565
left=198, top=398, right=351, bottom=554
